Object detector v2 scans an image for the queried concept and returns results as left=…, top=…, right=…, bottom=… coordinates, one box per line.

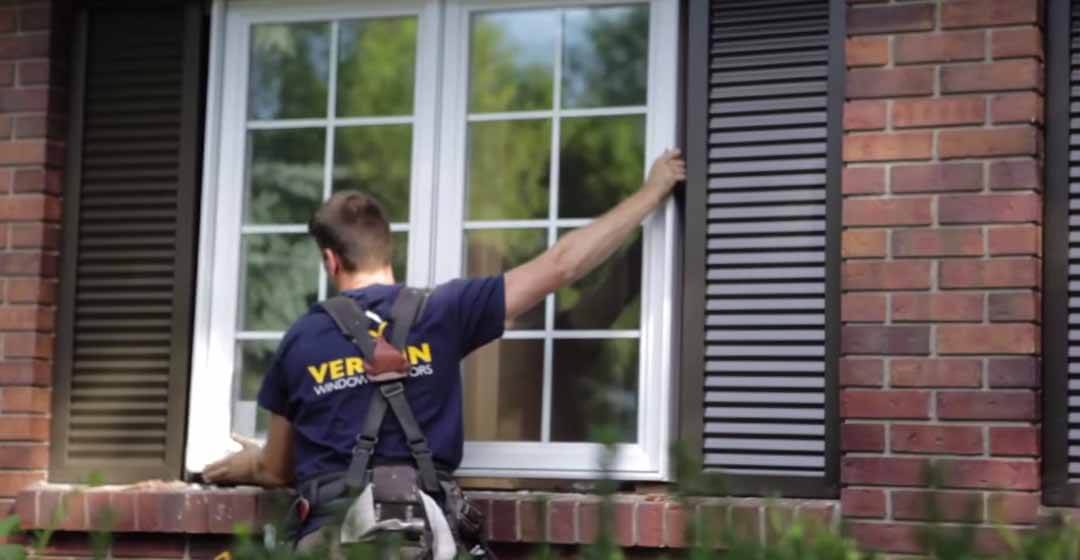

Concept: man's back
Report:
left=256, top=278, right=505, bottom=483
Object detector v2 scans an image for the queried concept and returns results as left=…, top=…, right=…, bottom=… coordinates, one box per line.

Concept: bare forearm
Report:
left=549, top=184, right=666, bottom=285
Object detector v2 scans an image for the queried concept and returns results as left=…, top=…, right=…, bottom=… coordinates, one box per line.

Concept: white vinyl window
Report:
left=188, top=0, right=678, bottom=480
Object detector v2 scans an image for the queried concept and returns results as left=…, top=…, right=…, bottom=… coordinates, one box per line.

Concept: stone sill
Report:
left=15, top=483, right=838, bottom=548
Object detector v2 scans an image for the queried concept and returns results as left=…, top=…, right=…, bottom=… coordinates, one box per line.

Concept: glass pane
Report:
left=337, top=17, right=418, bottom=117
left=467, top=119, right=550, bottom=220
left=333, top=125, right=412, bottom=222
left=249, top=22, right=330, bottom=120
left=246, top=128, right=326, bottom=225
left=469, top=10, right=556, bottom=113
left=555, top=229, right=641, bottom=330
left=562, top=6, right=649, bottom=109
left=242, top=233, right=320, bottom=331
left=463, top=339, right=544, bottom=441
left=236, top=340, right=278, bottom=401
left=551, top=338, right=638, bottom=443
left=392, top=231, right=408, bottom=283
left=465, top=229, right=546, bottom=330
left=559, top=114, right=645, bottom=218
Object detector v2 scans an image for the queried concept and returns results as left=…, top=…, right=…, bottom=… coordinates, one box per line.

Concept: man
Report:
left=202, top=149, right=686, bottom=549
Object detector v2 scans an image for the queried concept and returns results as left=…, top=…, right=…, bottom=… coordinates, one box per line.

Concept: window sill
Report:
left=15, top=484, right=838, bottom=547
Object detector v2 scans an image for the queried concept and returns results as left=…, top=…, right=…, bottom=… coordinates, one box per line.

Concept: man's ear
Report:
left=322, top=248, right=339, bottom=277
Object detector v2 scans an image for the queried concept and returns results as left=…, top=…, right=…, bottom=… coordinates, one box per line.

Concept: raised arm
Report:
left=504, top=149, right=686, bottom=320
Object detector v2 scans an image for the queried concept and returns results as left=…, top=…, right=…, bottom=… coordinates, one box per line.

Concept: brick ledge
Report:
left=14, top=484, right=838, bottom=548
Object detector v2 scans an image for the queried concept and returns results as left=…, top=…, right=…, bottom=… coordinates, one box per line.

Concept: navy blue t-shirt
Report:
left=256, top=276, right=505, bottom=484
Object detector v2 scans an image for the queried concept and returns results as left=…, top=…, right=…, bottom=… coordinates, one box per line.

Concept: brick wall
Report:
left=0, top=0, right=67, bottom=517
left=841, top=0, right=1044, bottom=555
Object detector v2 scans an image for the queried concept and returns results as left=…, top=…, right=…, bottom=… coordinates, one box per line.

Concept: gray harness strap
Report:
left=320, top=288, right=438, bottom=495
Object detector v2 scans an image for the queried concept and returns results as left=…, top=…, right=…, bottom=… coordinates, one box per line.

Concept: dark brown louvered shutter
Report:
left=679, top=0, right=842, bottom=497
left=1045, top=0, right=1078, bottom=506
left=50, top=0, right=205, bottom=483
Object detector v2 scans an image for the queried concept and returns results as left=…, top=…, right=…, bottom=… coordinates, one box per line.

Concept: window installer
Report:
left=201, top=149, right=686, bottom=558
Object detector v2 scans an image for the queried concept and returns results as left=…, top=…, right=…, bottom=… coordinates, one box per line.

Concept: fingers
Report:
left=231, top=433, right=260, bottom=450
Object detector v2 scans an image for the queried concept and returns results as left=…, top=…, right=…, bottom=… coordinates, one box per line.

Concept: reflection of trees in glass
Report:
left=469, top=10, right=556, bottom=112
left=463, top=339, right=544, bottom=441
left=466, top=229, right=547, bottom=329
left=337, top=17, right=417, bottom=116
left=246, top=128, right=325, bottom=225
left=562, top=6, right=649, bottom=109
left=467, top=120, right=551, bottom=220
left=237, top=340, right=277, bottom=400
left=556, top=231, right=641, bottom=330
left=560, top=115, right=645, bottom=218
left=552, top=338, right=639, bottom=442
left=242, top=233, right=319, bottom=331
left=249, top=23, right=329, bottom=120
left=333, top=125, right=413, bottom=222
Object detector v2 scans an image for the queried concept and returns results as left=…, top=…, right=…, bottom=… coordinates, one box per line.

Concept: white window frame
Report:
left=187, top=0, right=679, bottom=481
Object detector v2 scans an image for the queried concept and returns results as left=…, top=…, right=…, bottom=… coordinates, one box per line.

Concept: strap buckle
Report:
left=353, top=434, right=377, bottom=454
left=379, top=382, right=406, bottom=398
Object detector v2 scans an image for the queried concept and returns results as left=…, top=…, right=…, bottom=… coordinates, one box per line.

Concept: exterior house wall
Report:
left=0, top=0, right=1068, bottom=558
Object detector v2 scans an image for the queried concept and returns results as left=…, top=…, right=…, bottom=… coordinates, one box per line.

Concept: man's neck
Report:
left=335, top=268, right=395, bottom=292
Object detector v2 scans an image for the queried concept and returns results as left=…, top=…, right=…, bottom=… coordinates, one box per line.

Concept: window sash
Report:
left=187, top=0, right=679, bottom=481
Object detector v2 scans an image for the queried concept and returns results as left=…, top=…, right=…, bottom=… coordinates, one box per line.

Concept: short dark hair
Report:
left=308, top=191, right=392, bottom=272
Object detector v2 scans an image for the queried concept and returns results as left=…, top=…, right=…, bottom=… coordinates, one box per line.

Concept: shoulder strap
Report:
left=320, top=296, right=376, bottom=360
left=388, top=287, right=430, bottom=350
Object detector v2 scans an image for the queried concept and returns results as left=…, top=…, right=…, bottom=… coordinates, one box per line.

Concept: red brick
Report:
left=112, top=534, right=187, bottom=558
left=664, top=503, right=686, bottom=548
left=847, top=36, right=889, bottom=67
left=0, top=387, right=49, bottom=413
left=0, top=9, right=13, bottom=33
left=0, top=115, right=9, bottom=139
left=842, top=423, right=885, bottom=452
left=0, top=63, right=11, bottom=87
left=989, top=225, right=1040, bottom=256
left=938, top=324, right=1039, bottom=355
left=990, top=426, right=1039, bottom=457
left=895, top=30, right=985, bottom=65
left=844, top=100, right=887, bottom=131
left=840, top=358, right=884, bottom=387
left=0, top=443, right=46, bottom=468
left=843, top=166, right=886, bottom=195
left=0, top=141, right=46, bottom=165
left=892, top=229, right=984, bottom=258
left=843, top=229, right=887, bottom=258
left=841, top=488, right=886, bottom=518
left=847, top=68, right=934, bottom=99
left=990, top=159, right=1041, bottom=191
left=891, top=425, right=983, bottom=455
left=14, top=490, right=34, bottom=528
left=844, top=198, right=932, bottom=226
left=842, top=293, right=886, bottom=322
left=938, top=390, right=1037, bottom=420
left=0, top=88, right=47, bottom=112
left=518, top=499, right=543, bottom=542
left=940, top=258, right=1039, bottom=289
left=988, top=292, right=1039, bottom=322
left=842, top=326, right=930, bottom=355
left=16, top=60, right=47, bottom=86
left=637, top=501, right=663, bottom=548
left=845, top=261, right=932, bottom=291
left=987, top=492, right=1039, bottom=524
left=183, top=492, right=209, bottom=534
left=845, top=132, right=933, bottom=161
left=11, top=223, right=59, bottom=250
left=893, top=491, right=983, bottom=522
left=938, top=459, right=1038, bottom=490
left=991, top=92, right=1043, bottom=124
left=943, top=60, right=1043, bottom=93
left=890, top=359, right=982, bottom=388
left=939, top=127, right=1039, bottom=159
left=39, top=491, right=85, bottom=532
left=0, top=194, right=59, bottom=222
left=891, top=163, right=982, bottom=194
left=728, top=505, right=761, bottom=541
left=0, top=168, right=10, bottom=193
left=0, top=362, right=49, bottom=386
left=4, top=331, right=53, bottom=359
left=796, top=503, right=835, bottom=528
left=848, top=522, right=923, bottom=554
left=579, top=501, right=600, bottom=543
left=0, top=471, right=43, bottom=499
left=17, top=5, right=49, bottom=32
left=991, top=27, right=1043, bottom=60
left=892, top=292, right=983, bottom=322
left=207, top=491, right=256, bottom=534
left=848, top=4, right=935, bottom=35
left=0, top=415, right=47, bottom=441
left=549, top=500, right=575, bottom=544
left=893, top=97, right=985, bottom=129
left=6, top=278, right=54, bottom=304
left=0, top=35, right=49, bottom=61
left=613, top=500, right=635, bottom=547
left=108, top=492, right=136, bottom=532
left=11, top=169, right=41, bottom=193
left=943, top=0, right=1041, bottom=29
left=841, top=390, right=930, bottom=419
left=988, top=357, right=1039, bottom=387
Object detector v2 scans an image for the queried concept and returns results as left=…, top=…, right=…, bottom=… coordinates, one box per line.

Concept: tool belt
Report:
left=281, top=288, right=494, bottom=559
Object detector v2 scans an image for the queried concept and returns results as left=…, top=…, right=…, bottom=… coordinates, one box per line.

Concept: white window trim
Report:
left=187, top=0, right=680, bottom=482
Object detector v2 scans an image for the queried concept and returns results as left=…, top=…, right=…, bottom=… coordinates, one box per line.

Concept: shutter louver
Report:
left=50, top=1, right=204, bottom=483
left=680, top=0, right=841, bottom=496
left=1066, top=0, right=1080, bottom=482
